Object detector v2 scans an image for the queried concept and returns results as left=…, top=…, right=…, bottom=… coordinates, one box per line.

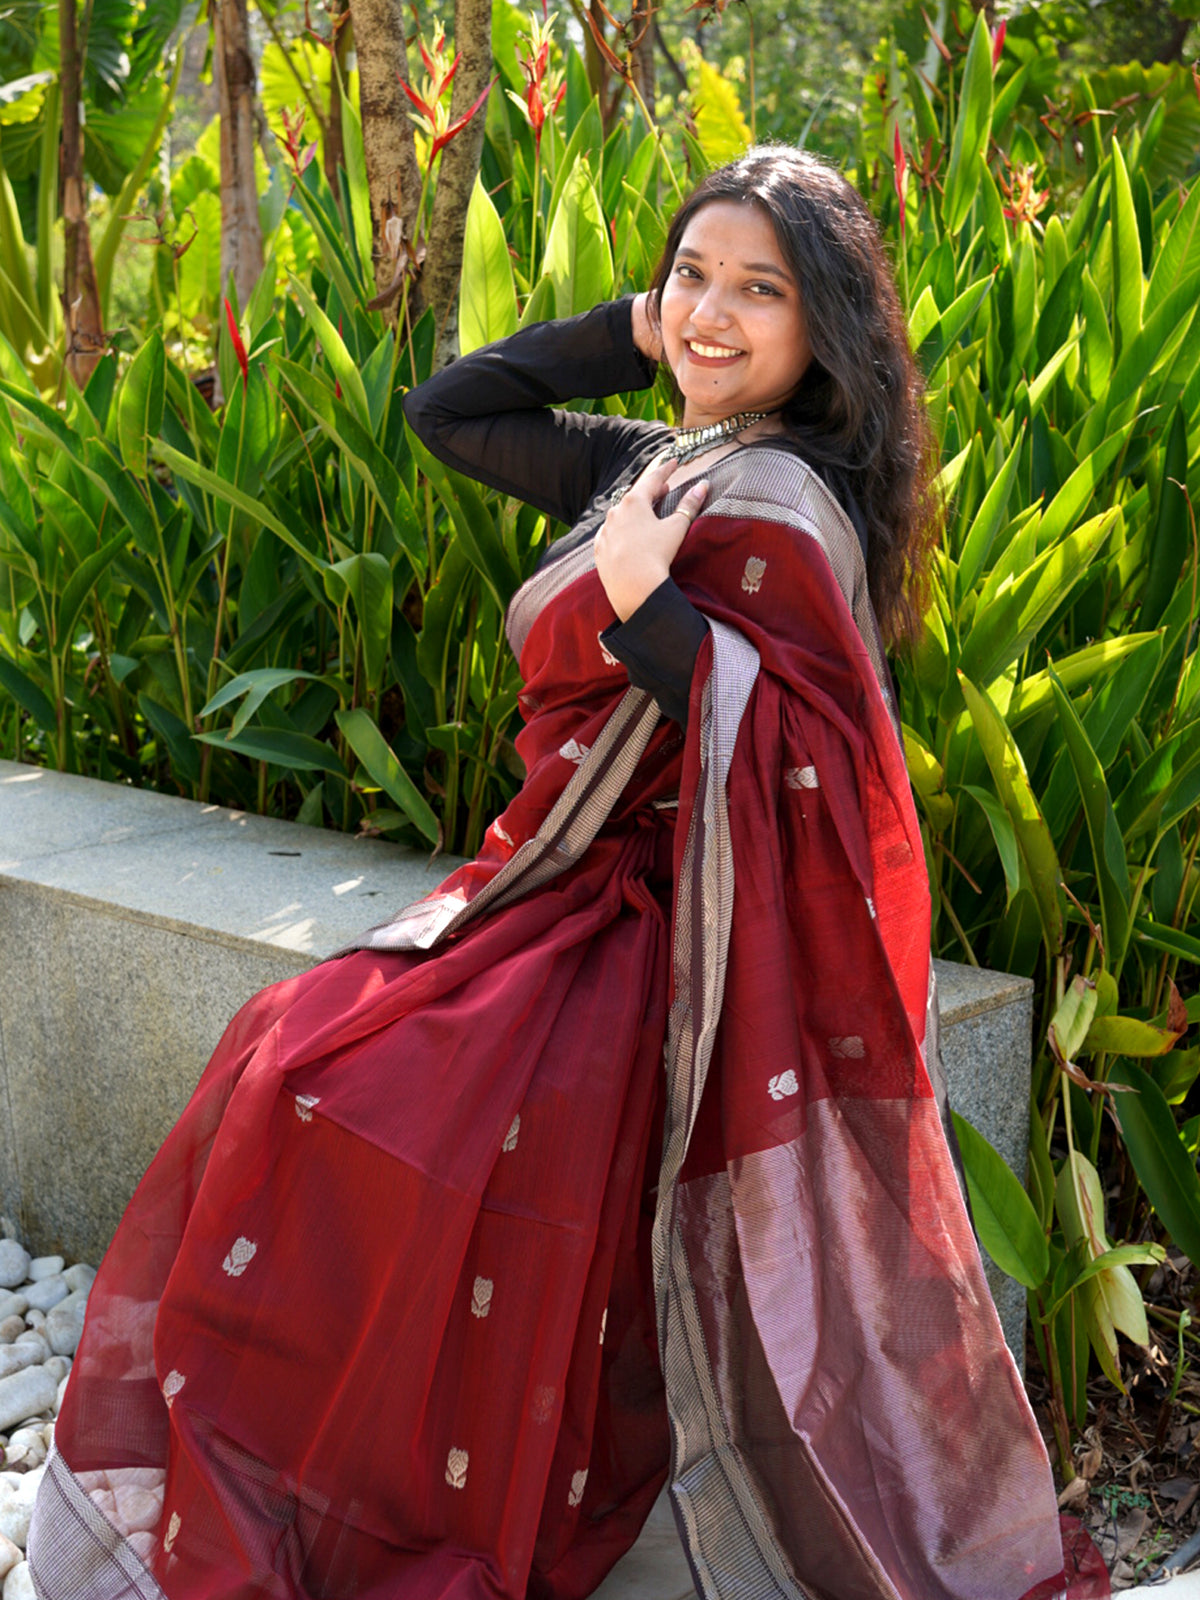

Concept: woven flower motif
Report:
left=491, top=820, right=514, bottom=848
left=559, top=738, right=590, bottom=765
left=163, top=1511, right=181, bottom=1554
left=162, top=1370, right=186, bottom=1409
left=598, top=1308, right=607, bottom=1346
left=471, top=1277, right=494, bottom=1319
left=865, top=896, right=877, bottom=920
left=741, top=556, right=767, bottom=595
left=598, top=633, right=619, bottom=668
left=768, top=1070, right=799, bottom=1101
left=784, top=765, right=819, bottom=790
left=294, top=1094, right=319, bottom=1123
left=222, top=1237, right=257, bottom=1278
left=446, top=1447, right=469, bottom=1489
left=568, top=1469, right=588, bottom=1508
left=532, top=1384, right=556, bottom=1424
left=502, top=1114, right=521, bottom=1153
left=829, top=1036, right=866, bottom=1059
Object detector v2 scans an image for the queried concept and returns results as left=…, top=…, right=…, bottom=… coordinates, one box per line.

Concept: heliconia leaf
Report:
left=542, top=159, right=613, bottom=319
left=335, top=707, right=439, bottom=844
left=55, top=528, right=131, bottom=657
left=153, top=440, right=328, bottom=573
left=199, top=668, right=337, bottom=741
left=1007, top=634, right=1161, bottom=726
left=323, top=552, right=393, bottom=691
left=956, top=427, right=1023, bottom=597
left=1139, top=405, right=1190, bottom=630
left=115, top=331, right=165, bottom=480
left=1048, top=973, right=1099, bottom=1066
left=1084, top=1015, right=1181, bottom=1057
left=287, top=272, right=371, bottom=429
left=1110, top=1060, right=1200, bottom=1273
left=1048, top=667, right=1131, bottom=977
left=0, top=652, right=56, bottom=729
left=962, top=783, right=1021, bottom=907
left=1080, top=265, right=1112, bottom=398
left=1055, top=1151, right=1126, bottom=1386
left=950, top=1110, right=1049, bottom=1289
left=194, top=725, right=347, bottom=776
left=1146, top=178, right=1200, bottom=319
left=1110, top=141, right=1144, bottom=363
left=459, top=175, right=519, bottom=355
left=958, top=672, right=1063, bottom=957
left=941, top=15, right=994, bottom=237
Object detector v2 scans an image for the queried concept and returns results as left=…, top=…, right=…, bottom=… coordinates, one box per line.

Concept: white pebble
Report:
left=18, top=1314, right=41, bottom=1333
left=61, top=1265, right=95, bottom=1297
left=0, top=1533, right=19, bottom=1582
left=2, top=1431, right=42, bottom=1474
left=9, top=1339, right=45, bottom=1366
left=0, top=1305, right=25, bottom=1330
left=41, top=1359, right=69, bottom=1387
left=0, top=1490, right=29, bottom=1553
left=44, top=1295, right=85, bottom=1359
left=0, top=1254, right=27, bottom=1297
left=53, top=1375, right=69, bottom=1417
left=0, top=1353, right=37, bottom=1386
left=22, top=1279, right=66, bottom=1315
left=0, top=1326, right=21, bottom=1351
left=2, top=1560, right=34, bottom=1599
left=0, top=1370, right=56, bottom=1435
left=25, top=1260, right=62, bottom=1285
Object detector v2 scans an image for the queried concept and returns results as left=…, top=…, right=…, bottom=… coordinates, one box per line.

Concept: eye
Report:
left=748, top=281, right=783, bottom=296
left=675, top=263, right=702, bottom=280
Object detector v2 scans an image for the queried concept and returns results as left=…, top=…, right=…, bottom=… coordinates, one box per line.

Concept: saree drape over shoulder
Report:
left=29, top=448, right=1100, bottom=1600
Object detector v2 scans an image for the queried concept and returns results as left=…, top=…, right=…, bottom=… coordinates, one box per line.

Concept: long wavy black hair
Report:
left=647, top=145, right=940, bottom=647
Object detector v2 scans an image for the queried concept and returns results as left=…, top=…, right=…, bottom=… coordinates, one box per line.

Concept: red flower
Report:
left=893, top=124, right=908, bottom=240
left=991, top=18, right=1006, bottom=72
left=509, top=10, right=567, bottom=150
left=224, top=297, right=248, bottom=387
left=399, top=21, right=494, bottom=164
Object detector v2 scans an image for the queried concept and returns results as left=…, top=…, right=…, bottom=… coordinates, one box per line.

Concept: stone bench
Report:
left=0, top=758, right=1031, bottom=1361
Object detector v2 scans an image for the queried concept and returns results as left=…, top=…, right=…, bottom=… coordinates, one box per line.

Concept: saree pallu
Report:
left=29, top=449, right=1102, bottom=1600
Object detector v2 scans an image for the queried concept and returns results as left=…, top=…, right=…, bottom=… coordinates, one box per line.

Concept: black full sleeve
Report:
left=600, top=579, right=708, bottom=728
left=402, top=299, right=663, bottom=527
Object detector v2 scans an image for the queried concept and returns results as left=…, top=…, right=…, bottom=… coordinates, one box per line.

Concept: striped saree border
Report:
left=28, top=1448, right=166, bottom=1600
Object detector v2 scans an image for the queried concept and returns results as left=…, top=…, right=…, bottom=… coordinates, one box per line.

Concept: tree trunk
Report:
left=324, top=1, right=349, bottom=191
left=629, top=0, right=655, bottom=117
left=352, top=0, right=423, bottom=312
left=423, top=0, right=492, bottom=368
left=60, top=0, right=104, bottom=388
left=213, top=0, right=264, bottom=311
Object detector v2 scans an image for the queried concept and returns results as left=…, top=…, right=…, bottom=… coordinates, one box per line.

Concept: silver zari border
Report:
left=28, top=1447, right=167, bottom=1600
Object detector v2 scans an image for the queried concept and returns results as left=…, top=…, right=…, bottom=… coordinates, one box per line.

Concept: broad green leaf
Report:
left=1080, top=266, right=1112, bottom=397
left=958, top=509, right=1118, bottom=688
left=1055, top=1150, right=1146, bottom=1382
left=56, top=529, right=131, bottom=657
left=1110, top=1060, right=1200, bottom=1273
left=951, top=1110, right=1049, bottom=1290
left=409, top=436, right=520, bottom=606
left=154, top=441, right=327, bottom=573
left=335, top=707, right=439, bottom=844
left=908, top=286, right=939, bottom=351
left=962, top=783, right=1021, bottom=907
left=1007, top=634, right=1161, bottom=725
left=139, top=692, right=201, bottom=785
left=519, top=273, right=556, bottom=330
left=1048, top=668, right=1131, bottom=976
left=1048, top=974, right=1099, bottom=1065
left=957, top=428, right=1023, bottom=597
left=1115, top=722, right=1200, bottom=840
left=1139, top=405, right=1190, bottom=630
left=1109, top=141, right=1144, bottom=361
left=459, top=175, right=518, bottom=356
left=1146, top=168, right=1200, bottom=318
left=115, top=331, right=165, bottom=480
left=287, top=271, right=371, bottom=429
left=959, top=672, right=1062, bottom=958
left=542, top=160, right=613, bottom=320
left=1084, top=1015, right=1181, bottom=1057
left=942, top=17, right=993, bottom=237
left=0, top=652, right=55, bottom=728
left=194, top=726, right=347, bottom=776
left=324, top=552, right=393, bottom=690
left=199, top=668, right=337, bottom=741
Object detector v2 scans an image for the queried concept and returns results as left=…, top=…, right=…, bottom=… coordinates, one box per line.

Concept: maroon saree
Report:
left=30, top=449, right=1099, bottom=1600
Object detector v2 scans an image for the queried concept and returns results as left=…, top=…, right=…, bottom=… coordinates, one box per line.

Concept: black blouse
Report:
left=402, top=298, right=866, bottom=726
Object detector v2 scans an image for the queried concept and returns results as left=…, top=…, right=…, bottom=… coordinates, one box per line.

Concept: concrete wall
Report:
left=0, top=759, right=1032, bottom=1357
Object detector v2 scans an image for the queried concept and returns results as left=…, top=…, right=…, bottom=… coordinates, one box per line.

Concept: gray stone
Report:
left=0, top=1253, right=26, bottom=1297
left=61, top=1265, right=95, bottom=1296
left=0, top=1325, right=21, bottom=1349
left=21, top=1279, right=65, bottom=1315
left=43, top=1296, right=85, bottom=1358
left=0, top=1370, right=55, bottom=1434
left=8, top=1340, right=44, bottom=1366
left=40, top=1359, right=69, bottom=1387
left=0, top=1533, right=20, bottom=1583
left=24, top=1260, right=61, bottom=1284
left=2, top=1430, right=42, bottom=1473
left=933, top=958, right=1034, bottom=1369
left=0, top=1307, right=24, bottom=1331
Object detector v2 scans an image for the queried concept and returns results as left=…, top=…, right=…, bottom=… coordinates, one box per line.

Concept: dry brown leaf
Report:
left=1058, top=1476, right=1090, bottom=1510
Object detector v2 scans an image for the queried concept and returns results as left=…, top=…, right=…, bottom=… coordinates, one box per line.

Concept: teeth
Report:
left=688, top=341, right=743, bottom=358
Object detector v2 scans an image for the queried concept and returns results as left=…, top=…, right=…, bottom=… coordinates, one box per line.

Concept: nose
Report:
left=689, top=278, right=735, bottom=331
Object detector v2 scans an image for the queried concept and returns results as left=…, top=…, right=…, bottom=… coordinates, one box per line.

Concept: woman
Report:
left=29, top=148, right=1102, bottom=1600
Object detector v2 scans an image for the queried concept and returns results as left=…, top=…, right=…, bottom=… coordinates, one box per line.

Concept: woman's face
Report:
left=658, top=199, right=812, bottom=429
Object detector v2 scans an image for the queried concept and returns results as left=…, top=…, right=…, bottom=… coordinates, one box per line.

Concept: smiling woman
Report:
left=27, top=147, right=1106, bottom=1600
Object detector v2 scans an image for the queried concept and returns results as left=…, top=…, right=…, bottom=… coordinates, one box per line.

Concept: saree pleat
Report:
left=29, top=446, right=1100, bottom=1600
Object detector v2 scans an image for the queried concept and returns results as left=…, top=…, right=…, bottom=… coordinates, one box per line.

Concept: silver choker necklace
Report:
left=668, top=409, right=772, bottom=466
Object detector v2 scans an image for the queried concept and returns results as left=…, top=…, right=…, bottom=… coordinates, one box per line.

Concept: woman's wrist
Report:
left=630, top=294, right=662, bottom=364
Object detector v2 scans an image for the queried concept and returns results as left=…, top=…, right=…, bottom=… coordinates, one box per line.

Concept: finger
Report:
left=629, top=450, right=676, bottom=495
left=672, top=481, right=710, bottom=521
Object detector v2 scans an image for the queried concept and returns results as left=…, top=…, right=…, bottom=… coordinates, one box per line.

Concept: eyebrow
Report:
left=675, top=247, right=791, bottom=281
